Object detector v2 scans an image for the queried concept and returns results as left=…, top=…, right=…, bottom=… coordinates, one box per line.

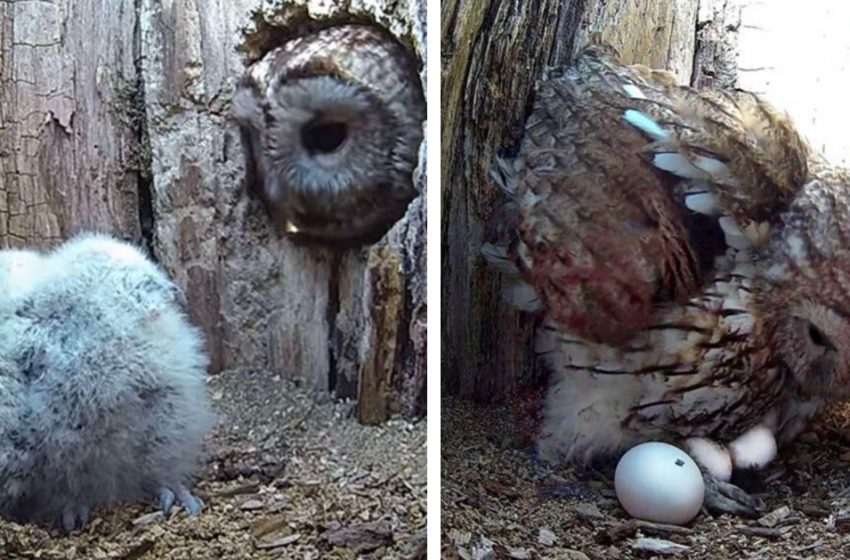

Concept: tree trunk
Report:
left=0, top=0, right=426, bottom=423
left=441, top=0, right=699, bottom=401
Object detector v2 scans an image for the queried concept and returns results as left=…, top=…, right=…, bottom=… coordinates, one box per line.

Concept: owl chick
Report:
left=0, top=249, right=51, bottom=313
left=233, top=23, right=425, bottom=245
left=0, top=233, right=212, bottom=531
left=485, top=45, right=850, bottom=514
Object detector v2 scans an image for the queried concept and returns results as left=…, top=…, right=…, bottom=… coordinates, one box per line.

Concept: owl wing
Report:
left=489, top=46, right=809, bottom=346
left=623, top=63, right=809, bottom=244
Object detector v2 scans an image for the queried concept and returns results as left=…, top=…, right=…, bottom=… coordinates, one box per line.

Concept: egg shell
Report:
left=614, top=441, right=705, bottom=525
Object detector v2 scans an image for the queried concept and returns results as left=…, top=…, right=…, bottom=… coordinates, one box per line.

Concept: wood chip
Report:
left=254, top=534, right=301, bottom=549
left=322, top=520, right=393, bottom=552
left=734, top=525, right=784, bottom=539
left=537, top=527, right=556, bottom=546
left=833, top=514, right=850, bottom=533
left=121, top=540, right=155, bottom=560
left=629, top=537, right=690, bottom=556
left=449, top=529, right=472, bottom=546
left=795, top=540, right=823, bottom=553
left=634, top=520, right=694, bottom=536
left=249, top=514, right=289, bottom=538
left=131, top=511, right=164, bottom=528
left=239, top=499, right=265, bottom=511
left=214, top=481, right=261, bottom=497
left=571, top=503, right=605, bottom=520
left=596, top=521, right=637, bottom=545
left=483, top=480, right=521, bottom=498
left=758, top=505, right=791, bottom=528
left=799, top=500, right=831, bottom=518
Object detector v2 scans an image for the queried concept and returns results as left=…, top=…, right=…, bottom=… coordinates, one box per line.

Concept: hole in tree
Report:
left=301, top=119, right=348, bottom=154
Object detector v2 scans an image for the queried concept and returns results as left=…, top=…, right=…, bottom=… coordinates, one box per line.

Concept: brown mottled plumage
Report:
left=485, top=46, right=850, bottom=514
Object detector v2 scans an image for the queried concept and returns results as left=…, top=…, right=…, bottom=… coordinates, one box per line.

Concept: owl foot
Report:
left=685, top=425, right=775, bottom=518
left=158, top=484, right=204, bottom=516
left=60, top=503, right=91, bottom=533
left=703, top=473, right=765, bottom=518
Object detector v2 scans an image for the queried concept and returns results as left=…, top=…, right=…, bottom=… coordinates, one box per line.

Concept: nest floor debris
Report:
left=0, top=369, right=426, bottom=559
left=442, top=396, right=850, bottom=559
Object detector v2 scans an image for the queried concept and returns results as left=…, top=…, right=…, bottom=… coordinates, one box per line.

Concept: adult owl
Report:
left=484, top=45, right=850, bottom=515
left=233, top=24, right=425, bottom=245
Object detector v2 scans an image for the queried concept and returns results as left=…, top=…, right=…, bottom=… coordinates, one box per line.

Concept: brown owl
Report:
left=485, top=45, right=850, bottom=515
left=232, top=24, right=425, bottom=245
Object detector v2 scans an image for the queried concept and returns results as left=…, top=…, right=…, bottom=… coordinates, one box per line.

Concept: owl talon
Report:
left=703, top=473, right=765, bottom=518
left=159, top=488, right=176, bottom=513
left=176, top=486, right=204, bottom=516
left=158, top=485, right=203, bottom=516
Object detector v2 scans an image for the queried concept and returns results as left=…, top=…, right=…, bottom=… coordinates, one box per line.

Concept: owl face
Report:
left=233, top=24, right=425, bottom=245
left=766, top=301, right=850, bottom=398
left=264, top=75, right=397, bottom=206
left=759, top=175, right=850, bottom=399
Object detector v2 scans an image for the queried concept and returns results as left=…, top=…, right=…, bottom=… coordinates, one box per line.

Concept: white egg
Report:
left=614, top=441, right=705, bottom=525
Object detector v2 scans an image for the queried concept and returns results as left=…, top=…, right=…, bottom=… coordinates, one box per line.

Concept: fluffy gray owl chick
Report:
left=0, top=233, right=212, bottom=531
left=233, top=24, right=425, bottom=245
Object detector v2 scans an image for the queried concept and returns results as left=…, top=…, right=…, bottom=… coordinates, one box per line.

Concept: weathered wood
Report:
left=0, top=0, right=426, bottom=422
left=0, top=0, right=141, bottom=247
left=441, top=0, right=699, bottom=401
left=357, top=246, right=404, bottom=424
left=692, top=0, right=742, bottom=90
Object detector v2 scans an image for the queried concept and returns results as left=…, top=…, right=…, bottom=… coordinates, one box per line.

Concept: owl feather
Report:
left=233, top=24, right=425, bottom=245
left=0, top=233, right=212, bottom=531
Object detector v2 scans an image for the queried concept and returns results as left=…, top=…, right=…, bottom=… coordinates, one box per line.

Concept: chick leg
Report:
left=158, top=484, right=203, bottom=515
left=60, top=503, right=91, bottom=532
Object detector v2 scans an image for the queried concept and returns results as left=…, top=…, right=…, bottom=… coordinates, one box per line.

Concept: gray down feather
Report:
left=0, top=233, right=213, bottom=529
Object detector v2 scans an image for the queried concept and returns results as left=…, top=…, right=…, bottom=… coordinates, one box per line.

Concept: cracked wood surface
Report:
left=0, top=0, right=426, bottom=422
left=0, top=0, right=141, bottom=247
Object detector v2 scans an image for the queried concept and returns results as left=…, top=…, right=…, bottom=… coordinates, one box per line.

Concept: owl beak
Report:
left=284, top=221, right=300, bottom=234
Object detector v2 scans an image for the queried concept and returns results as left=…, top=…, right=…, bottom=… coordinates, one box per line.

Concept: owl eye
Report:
left=808, top=323, right=835, bottom=351
left=301, top=119, right=348, bottom=154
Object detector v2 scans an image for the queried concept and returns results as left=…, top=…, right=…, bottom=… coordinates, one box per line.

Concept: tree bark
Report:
left=0, top=0, right=426, bottom=423
left=441, top=0, right=699, bottom=401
